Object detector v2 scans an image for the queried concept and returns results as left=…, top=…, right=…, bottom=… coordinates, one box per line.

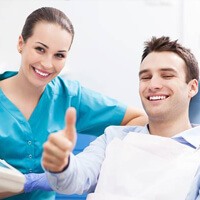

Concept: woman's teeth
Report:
left=35, top=69, right=49, bottom=77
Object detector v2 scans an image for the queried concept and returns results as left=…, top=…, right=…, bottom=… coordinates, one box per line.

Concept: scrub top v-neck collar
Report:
left=0, top=87, right=48, bottom=127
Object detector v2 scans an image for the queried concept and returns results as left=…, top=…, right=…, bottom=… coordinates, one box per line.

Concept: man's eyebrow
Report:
left=139, top=68, right=178, bottom=77
left=159, top=68, right=178, bottom=73
left=139, top=69, right=149, bottom=77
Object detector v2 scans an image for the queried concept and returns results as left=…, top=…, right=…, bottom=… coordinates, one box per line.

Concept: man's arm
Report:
left=42, top=107, right=108, bottom=194
left=44, top=135, right=107, bottom=195
left=121, top=106, right=148, bottom=126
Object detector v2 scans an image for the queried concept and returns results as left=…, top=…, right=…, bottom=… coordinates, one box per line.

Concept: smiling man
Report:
left=139, top=50, right=196, bottom=137
left=42, top=36, right=200, bottom=199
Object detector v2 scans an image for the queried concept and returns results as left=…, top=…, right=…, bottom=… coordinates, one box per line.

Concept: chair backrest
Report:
left=189, top=81, right=200, bottom=124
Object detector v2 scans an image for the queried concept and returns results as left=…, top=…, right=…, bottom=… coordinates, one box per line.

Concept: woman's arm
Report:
left=0, top=191, right=23, bottom=199
left=121, top=106, right=148, bottom=126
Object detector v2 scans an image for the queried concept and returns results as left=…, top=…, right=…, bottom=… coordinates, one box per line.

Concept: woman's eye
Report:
left=55, top=53, right=65, bottom=59
left=35, top=47, right=45, bottom=53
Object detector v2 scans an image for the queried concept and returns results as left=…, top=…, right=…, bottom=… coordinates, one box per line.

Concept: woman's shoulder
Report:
left=47, top=76, right=81, bottom=96
left=0, top=71, right=17, bottom=89
left=0, top=71, right=17, bottom=81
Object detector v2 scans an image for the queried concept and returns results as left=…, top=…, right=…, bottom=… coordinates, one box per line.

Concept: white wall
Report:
left=182, top=0, right=200, bottom=63
left=0, top=0, right=199, bottom=108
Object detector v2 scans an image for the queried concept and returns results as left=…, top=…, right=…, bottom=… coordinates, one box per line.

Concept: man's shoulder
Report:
left=105, top=125, right=146, bottom=132
left=104, top=125, right=146, bottom=141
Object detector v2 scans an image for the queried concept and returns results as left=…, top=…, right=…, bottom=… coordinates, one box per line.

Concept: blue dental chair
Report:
left=189, top=81, right=200, bottom=124
left=56, top=82, right=200, bottom=200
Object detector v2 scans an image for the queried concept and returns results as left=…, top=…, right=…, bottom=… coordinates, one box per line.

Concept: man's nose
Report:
left=148, top=76, right=163, bottom=91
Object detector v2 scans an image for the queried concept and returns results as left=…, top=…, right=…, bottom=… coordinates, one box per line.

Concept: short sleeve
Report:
left=74, top=85, right=127, bottom=136
left=50, top=77, right=127, bottom=137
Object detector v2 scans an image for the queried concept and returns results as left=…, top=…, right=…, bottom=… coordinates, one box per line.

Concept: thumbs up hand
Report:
left=42, top=107, right=77, bottom=173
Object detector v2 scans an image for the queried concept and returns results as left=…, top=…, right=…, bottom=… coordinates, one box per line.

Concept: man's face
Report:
left=139, top=51, right=193, bottom=122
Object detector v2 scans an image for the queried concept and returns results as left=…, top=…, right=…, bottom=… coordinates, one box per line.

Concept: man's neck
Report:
left=148, top=118, right=192, bottom=137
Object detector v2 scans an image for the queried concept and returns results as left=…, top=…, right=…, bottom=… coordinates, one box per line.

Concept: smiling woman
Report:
left=0, top=6, right=147, bottom=200
left=18, top=22, right=72, bottom=95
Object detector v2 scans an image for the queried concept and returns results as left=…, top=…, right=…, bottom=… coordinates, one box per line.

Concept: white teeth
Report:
left=35, top=69, right=49, bottom=77
left=149, top=96, right=166, bottom=101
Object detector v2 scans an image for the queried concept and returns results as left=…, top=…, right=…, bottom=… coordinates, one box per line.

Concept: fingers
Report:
left=42, top=150, right=69, bottom=172
left=64, top=107, right=77, bottom=147
left=42, top=132, right=71, bottom=172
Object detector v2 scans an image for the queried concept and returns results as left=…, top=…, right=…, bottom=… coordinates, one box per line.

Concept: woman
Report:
left=0, top=7, right=147, bottom=200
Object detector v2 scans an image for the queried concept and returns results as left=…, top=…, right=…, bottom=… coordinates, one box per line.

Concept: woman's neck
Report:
left=0, top=72, right=45, bottom=120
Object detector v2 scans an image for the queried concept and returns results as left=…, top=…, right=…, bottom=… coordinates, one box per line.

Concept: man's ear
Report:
left=188, top=79, right=199, bottom=98
left=17, top=35, right=24, bottom=53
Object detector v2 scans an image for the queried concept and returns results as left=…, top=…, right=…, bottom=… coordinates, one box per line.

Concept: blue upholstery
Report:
left=189, top=81, right=200, bottom=124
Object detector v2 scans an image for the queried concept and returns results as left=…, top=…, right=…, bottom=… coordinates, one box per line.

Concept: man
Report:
left=42, top=36, right=200, bottom=199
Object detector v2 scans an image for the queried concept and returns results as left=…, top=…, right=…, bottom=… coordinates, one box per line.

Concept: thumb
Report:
left=64, top=107, right=77, bottom=146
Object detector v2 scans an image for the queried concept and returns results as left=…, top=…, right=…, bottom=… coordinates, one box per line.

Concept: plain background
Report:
left=0, top=0, right=199, bottom=108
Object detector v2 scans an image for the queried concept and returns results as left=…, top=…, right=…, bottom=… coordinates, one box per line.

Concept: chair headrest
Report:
left=189, top=81, right=200, bottom=124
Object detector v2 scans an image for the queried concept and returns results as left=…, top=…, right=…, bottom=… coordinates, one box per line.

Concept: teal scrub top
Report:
left=0, top=71, right=126, bottom=200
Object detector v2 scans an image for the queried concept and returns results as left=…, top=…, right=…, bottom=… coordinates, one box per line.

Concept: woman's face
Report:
left=18, top=22, right=72, bottom=88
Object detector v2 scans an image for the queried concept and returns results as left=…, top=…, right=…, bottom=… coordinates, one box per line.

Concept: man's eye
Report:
left=35, top=47, right=45, bottom=53
left=140, top=76, right=151, bottom=80
left=163, top=75, right=174, bottom=78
